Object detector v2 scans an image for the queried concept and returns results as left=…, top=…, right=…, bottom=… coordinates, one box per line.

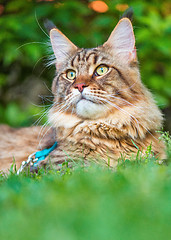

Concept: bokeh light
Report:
left=115, top=4, right=129, bottom=12
left=88, top=1, right=108, bottom=13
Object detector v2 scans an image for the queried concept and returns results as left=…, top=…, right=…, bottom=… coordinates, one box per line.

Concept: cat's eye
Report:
left=66, top=70, right=76, bottom=80
left=95, top=65, right=109, bottom=76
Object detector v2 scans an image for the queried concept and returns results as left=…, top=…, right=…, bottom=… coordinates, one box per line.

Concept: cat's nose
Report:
left=74, top=83, right=87, bottom=93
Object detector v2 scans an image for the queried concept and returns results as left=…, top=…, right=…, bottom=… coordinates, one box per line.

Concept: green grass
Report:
left=0, top=132, right=171, bottom=240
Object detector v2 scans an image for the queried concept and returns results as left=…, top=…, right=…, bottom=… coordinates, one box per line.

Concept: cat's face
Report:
left=50, top=18, right=140, bottom=120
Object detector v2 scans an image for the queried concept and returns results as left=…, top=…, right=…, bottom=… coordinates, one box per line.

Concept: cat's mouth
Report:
left=78, top=95, right=96, bottom=104
left=75, top=95, right=107, bottom=119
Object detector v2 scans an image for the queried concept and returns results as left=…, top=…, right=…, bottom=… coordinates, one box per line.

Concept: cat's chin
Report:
left=76, top=99, right=106, bottom=119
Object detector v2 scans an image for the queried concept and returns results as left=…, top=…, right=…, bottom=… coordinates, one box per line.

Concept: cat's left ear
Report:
left=50, top=28, right=77, bottom=69
left=103, top=18, right=137, bottom=63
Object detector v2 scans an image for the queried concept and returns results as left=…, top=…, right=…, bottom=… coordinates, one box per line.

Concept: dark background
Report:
left=0, top=0, right=171, bottom=131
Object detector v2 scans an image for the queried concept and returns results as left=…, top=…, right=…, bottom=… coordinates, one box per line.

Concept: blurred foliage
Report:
left=1, top=151, right=171, bottom=240
left=0, top=0, right=171, bottom=127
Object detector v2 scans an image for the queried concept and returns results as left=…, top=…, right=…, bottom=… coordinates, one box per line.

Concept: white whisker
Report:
left=86, top=92, right=156, bottom=140
left=43, top=82, right=54, bottom=96
left=33, top=55, right=49, bottom=71
left=35, top=11, right=50, bottom=39
left=16, top=42, right=47, bottom=51
left=107, top=94, right=143, bottom=111
left=33, top=105, right=51, bottom=127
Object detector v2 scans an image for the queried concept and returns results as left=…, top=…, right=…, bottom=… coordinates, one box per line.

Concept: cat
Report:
left=0, top=16, right=165, bottom=173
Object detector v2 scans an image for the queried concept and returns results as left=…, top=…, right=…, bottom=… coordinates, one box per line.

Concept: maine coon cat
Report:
left=0, top=16, right=165, bottom=172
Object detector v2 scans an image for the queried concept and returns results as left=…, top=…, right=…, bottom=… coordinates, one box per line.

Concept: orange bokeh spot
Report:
left=0, top=5, right=4, bottom=15
left=89, top=1, right=108, bottom=13
left=115, top=4, right=129, bottom=12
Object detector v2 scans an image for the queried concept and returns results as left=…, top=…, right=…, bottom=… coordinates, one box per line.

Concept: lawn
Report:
left=0, top=132, right=171, bottom=240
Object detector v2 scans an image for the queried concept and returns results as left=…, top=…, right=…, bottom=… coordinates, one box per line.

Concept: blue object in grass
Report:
left=34, top=141, right=58, bottom=165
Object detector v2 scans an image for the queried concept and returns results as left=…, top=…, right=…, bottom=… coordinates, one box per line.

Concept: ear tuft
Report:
left=44, top=19, right=56, bottom=34
left=120, top=7, right=134, bottom=21
left=104, top=18, right=136, bottom=63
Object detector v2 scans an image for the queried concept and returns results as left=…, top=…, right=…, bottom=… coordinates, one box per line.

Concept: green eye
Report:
left=66, top=70, right=76, bottom=80
left=95, top=65, right=109, bottom=76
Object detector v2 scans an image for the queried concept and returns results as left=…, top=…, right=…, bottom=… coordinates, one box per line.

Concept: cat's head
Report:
left=49, top=18, right=141, bottom=120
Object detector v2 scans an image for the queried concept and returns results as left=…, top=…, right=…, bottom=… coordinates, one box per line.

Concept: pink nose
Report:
left=74, top=83, right=87, bottom=93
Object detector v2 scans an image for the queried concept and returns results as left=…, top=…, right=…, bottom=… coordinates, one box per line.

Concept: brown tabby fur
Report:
left=0, top=17, right=165, bottom=172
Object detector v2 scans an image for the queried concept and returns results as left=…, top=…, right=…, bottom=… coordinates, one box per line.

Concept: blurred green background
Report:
left=0, top=0, right=171, bottom=130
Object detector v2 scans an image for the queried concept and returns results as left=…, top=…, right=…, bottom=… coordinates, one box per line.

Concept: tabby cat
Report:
left=0, top=16, right=165, bottom=172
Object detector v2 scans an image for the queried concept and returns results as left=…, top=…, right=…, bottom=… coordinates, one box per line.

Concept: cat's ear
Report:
left=103, top=18, right=137, bottom=63
left=50, top=28, right=77, bottom=69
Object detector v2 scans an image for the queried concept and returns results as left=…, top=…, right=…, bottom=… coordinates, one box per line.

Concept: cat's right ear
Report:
left=50, top=28, right=77, bottom=69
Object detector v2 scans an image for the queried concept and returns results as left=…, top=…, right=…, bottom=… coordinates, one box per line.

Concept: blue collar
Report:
left=17, top=141, right=58, bottom=174
left=34, top=141, right=58, bottom=165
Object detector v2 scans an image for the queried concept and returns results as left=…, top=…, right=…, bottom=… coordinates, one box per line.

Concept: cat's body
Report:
left=0, top=17, right=165, bottom=172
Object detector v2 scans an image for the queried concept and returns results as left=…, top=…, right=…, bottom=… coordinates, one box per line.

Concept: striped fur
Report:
left=48, top=18, right=165, bottom=166
left=0, top=18, right=165, bottom=172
